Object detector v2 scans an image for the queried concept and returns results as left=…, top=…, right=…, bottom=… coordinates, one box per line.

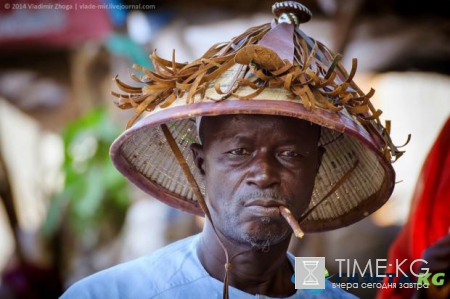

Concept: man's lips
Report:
left=244, top=199, right=287, bottom=217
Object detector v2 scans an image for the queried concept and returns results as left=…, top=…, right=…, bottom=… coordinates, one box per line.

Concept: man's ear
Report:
left=190, top=143, right=205, bottom=175
left=317, top=146, right=326, bottom=173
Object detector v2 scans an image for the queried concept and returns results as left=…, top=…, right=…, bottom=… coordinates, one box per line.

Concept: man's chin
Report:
left=239, top=228, right=292, bottom=250
left=220, top=216, right=291, bottom=249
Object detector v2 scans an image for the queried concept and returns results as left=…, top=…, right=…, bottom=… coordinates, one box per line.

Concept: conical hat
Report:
left=110, top=1, right=407, bottom=232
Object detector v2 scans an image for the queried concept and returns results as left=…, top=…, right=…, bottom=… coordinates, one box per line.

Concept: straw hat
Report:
left=110, top=1, right=407, bottom=232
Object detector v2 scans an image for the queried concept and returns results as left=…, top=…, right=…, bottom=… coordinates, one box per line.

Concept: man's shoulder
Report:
left=61, top=234, right=208, bottom=299
left=286, top=253, right=358, bottom=299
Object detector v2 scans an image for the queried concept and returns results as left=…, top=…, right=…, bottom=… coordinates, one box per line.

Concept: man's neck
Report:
left=197, top=221, right=296, bottom=297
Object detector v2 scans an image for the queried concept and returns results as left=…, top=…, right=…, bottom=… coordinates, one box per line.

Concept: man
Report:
left=192, top=115, right=323, bottom=297
left=63, top=115, right=350, bottom=298
left=63, top=1, right=403, bottom=298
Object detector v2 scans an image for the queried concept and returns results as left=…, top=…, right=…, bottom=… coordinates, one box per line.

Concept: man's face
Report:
left=191, top=114, right=322, bottom=248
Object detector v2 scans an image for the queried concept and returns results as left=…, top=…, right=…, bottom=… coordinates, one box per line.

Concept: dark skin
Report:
left=422, top=234, right=450, bottom=276
left=418, top=234, right=450, bottom=298
left=191, top=114, right=323, bottom=297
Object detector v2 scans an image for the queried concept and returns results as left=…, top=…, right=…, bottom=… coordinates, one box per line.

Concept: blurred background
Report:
left=0, top=0, right=449, bottom=298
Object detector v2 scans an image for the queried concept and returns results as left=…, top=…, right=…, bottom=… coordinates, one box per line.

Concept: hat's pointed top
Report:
left=272, top=1, right=312, bottom=26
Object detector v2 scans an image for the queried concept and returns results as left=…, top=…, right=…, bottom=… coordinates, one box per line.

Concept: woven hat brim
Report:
left=110, top=98, right=395, bottom=232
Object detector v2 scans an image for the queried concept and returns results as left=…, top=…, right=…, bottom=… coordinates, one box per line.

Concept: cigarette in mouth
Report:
left=279, top=206, right=304, bottom=239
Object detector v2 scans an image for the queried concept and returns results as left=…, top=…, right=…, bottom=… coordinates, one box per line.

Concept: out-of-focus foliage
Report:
left=43, top=108, right=130, bottom=247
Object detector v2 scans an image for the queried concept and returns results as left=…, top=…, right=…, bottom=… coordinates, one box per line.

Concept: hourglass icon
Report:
left=302, top=260, right=319, bottom=285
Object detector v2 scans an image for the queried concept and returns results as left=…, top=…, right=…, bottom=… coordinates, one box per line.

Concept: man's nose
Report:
left=246, top=152, right=281, bottom=189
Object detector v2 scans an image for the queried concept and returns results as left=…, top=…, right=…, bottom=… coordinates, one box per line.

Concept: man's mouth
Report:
left=244, top=199, right=287, bottom=217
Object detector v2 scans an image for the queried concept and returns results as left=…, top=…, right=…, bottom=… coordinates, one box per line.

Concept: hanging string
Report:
left=160, top=124, right=233, bottom=299
left=299, top=159, right=360, bottom=224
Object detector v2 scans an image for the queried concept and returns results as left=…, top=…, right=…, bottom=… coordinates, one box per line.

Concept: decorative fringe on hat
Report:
left=112, top=19, right=409, bottom=162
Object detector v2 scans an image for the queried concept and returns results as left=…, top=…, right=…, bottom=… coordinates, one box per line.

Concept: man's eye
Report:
left=279, top=150, right=300, bottom=157
left=229, top=148, right=250, bottom=155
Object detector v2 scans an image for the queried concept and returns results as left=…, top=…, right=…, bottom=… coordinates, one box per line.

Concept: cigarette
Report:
left=279, top=206, right=304, bottom=239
